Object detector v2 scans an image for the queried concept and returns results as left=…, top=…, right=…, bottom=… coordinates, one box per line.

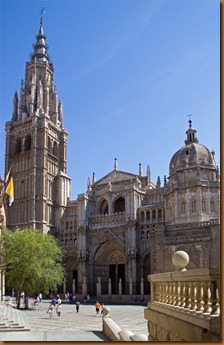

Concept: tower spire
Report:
left=30, top=8, right=50, bottom=62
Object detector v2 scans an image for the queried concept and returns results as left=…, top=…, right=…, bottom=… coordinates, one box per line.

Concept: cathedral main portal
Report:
left=92, top=240, right=126, bottom=295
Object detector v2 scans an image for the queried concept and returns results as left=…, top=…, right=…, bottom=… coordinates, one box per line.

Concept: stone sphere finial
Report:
left=172, top=251, right=189, bottom=271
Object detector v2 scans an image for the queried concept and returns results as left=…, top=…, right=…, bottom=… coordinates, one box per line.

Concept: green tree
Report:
left=0, top=227, right=65, bottom=309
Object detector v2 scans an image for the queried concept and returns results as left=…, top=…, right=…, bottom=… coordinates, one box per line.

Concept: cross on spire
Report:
left=39, top=7, right=45, bottom=25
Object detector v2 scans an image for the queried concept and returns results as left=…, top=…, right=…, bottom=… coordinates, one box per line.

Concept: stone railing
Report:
left=89, top=212, right=126, bottom=228
left=148, top=268, right=220, bottom=316
left=144, top=251, right=220, bottom=341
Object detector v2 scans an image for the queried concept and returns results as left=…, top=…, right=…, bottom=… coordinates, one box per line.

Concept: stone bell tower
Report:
left=5, top=13, right=71, bottom=234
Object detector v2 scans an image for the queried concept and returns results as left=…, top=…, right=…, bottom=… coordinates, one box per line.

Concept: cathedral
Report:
left=4, top=17, right=220, bottom=297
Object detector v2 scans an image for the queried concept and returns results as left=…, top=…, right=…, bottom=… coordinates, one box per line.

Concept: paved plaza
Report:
left=0, top=299, right=148, bottom=341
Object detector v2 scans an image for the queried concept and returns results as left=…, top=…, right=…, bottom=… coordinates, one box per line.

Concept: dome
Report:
left=169, top=121, right=216, bottom=175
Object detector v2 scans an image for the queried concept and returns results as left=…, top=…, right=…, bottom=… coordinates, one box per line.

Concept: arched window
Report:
left=152, top=209, right=156, bottom=220
left=146, top=230, right=150, bottom=239
left=61, top=239, right=64, bottom=246
left=158, top=209, right=162, bottom=220
left=114, top=197, right=125, bottom=213
left=191, top=200, right=197, bottom=213
left=53, top=141, right=58, bottom=156
left=141, top=231, right=145, bottom=239
left=15, top=138, right=21, bottom=153
left=25, top=135, right=31, bottom=151
left=48, top=137, right=52, bottom=154
left=100, top=199, right=108, bottom=214
left=181, top=201, right=186, bottom=214
left=210, top=200, right=215, bottom=213
left=202, top=199, right=206, bottom=212
left=146, top=210, right=150, bottom=220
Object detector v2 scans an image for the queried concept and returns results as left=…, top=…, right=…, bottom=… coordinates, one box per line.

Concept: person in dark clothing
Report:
left=76, top=301, right=80, bottom=313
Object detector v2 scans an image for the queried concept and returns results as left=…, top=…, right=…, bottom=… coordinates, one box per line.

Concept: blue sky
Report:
left=0, top=0, right=220, bottom=199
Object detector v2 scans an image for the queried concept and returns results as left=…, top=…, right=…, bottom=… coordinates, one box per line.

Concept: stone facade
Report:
left=4, top=18, right=220, bottom=297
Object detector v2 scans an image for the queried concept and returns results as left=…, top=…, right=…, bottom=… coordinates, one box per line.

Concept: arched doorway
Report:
left=63, top=256, right=78, bottom=294
left=93, top=240, right=126, bottom=295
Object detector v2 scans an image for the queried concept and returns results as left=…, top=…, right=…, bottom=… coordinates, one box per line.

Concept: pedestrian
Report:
left=56, top=304, right=61, bottom=318
left=95, top=301, right=101, bottom=316
left=56, top=294, right=62, bottom=305
left=52, top=296, right=57, bottom=306
left=76, top=301, right=80, bottom=313
left=48, top=303, right=54, bottom=319
left=39, top=292, right=42, bottom=303
left=65, top=292, right=69, bottom=303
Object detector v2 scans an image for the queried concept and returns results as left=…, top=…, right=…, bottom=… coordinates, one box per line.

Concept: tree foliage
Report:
left=0, top=227, right=65, bottom=308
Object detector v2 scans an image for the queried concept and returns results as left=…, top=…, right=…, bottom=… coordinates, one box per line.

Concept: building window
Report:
left=152, top=209, right=156, bottom=220
left=141, top=231, right=145, bottom=239
left=210, top=200, right=215, bottom=213
left=25, top=134, right=31, bottom=151
left=100, top=199, right=108, bottom=214
left=191, top=200, right=196, bottom=213
left=141, top=211, right=144, bottom=222
left=15, top=138, right=21, bottom=153
left=158, top=209, right=162, bottom=220
left=181, top=201, right=186, bottom=214
left=202, top=199, right=206, bottom=212
left=53, top=141, right=58, bottom=156
left=114, top=197, right=125, bottom=213
left=146, top=210, right=150, bottom=220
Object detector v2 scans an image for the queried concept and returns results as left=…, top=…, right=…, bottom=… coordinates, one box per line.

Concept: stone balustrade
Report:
left=144, top=251, right=220, bottom=341
left=89, top=212, right=126, bottom=228
left=148, top=268, right=220, bottom=318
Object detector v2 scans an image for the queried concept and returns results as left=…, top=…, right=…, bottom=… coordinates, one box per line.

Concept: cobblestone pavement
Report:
left=0, top=299, right=148, bottom=341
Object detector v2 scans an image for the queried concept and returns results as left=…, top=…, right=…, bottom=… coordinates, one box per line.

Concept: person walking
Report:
left=56, top=294, right=62, bottom=305
left=56, top=304, right=61, bottom=318
left=76, top=301, right=80, bottom=313
left=95, top=301, right=101, bottom=316
left=48, top=303, right=54, bottom=319
left=52, top=296, right=57, bottom=306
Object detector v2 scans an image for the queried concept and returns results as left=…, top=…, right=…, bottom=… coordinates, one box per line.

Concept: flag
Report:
left=5, top=176, right=14, bottom=206
left=3, top=165, right=12, bottom=184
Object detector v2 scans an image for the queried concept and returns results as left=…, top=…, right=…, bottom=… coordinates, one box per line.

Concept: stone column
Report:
left=129, top=278, right=133, bottom=296
left=108, top=278, right=112, bottom=296
left=96, top=277, right=102, bottom=297
left=72, top=279, right=76, bottom=295
left=141, top=277, right=144, bottom=299
left=82, top=276, right=87, bottom=296
left=119, top=278, right=122, bottom=296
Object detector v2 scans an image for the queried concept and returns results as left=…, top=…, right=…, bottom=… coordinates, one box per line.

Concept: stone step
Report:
left=0, top=304, right=31, bottom=331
